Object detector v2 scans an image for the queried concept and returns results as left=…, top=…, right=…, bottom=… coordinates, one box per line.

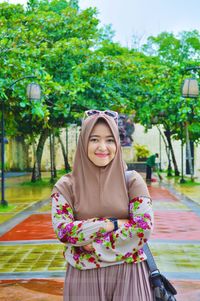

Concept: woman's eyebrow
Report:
left=89, top=134, right=114, bottom=138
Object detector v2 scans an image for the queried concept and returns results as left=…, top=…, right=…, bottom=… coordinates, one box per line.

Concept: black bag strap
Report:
left=124, top=170, right=177, bottom=297
left=142, top=243, right=159, bottom=274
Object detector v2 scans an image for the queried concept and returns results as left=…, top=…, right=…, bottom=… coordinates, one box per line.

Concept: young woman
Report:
left=52, top=110, right=154, bottom=300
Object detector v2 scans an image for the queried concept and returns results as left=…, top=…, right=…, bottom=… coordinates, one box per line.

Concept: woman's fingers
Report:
left=82, top=244, right=94, bottom=252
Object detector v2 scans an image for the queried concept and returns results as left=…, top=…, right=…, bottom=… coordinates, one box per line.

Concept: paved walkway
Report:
left=0, top=175, right=200, bottom=301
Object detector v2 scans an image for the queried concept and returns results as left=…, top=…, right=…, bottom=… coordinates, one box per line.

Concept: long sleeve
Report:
left=51, top=192, right=109, bottom=246
left=93, top=196, right=153, bottom=263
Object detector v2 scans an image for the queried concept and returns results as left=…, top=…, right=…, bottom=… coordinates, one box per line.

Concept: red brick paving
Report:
left=0, top=185, right=200, bottom=300
left=0, top=279, right=200, bottom=301
left=148, top=185, right=179, bottom=202
left=0, top=214, right=56, bottom=241
left=0, top=182, right=199, bottom=242
left=152, top=211, right=200, bottom=240
left=0, top=185, right=199, bottom=242
left=174, top=280, right=200, bottom=301
left=0, top=279, right=63, bottom=301
left=1, top=210, right=200, bottom=241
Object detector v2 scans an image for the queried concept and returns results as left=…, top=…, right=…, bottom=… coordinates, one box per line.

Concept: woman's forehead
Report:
left=90, top=122, right=113, bottom=135
left=82, top=115, right=119, bottom=144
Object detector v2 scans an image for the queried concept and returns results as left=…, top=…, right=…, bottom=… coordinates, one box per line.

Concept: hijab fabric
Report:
left=55, top=114, right=130, bottom=219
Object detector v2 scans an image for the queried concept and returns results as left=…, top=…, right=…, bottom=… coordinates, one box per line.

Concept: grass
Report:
left=20, top=178, right=54, bottom=187
left=0, top=204, right=15, bottom=212
left=19, top=169, right=70, bottom=187
left=160, top=170, right=200, bottom=185
left=57, top=169, right=70, bottom=177
left=178, top=180, right=200, bottom=186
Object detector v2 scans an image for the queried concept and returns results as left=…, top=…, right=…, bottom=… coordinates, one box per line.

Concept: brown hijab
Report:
left=54, top=113, right=149, bottom=220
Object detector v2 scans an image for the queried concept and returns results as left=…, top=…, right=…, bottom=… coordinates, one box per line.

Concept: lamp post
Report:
left=181, top=75, right=199, bottom=183
left=0, top=76, right=41, bottom=207
left=1, top=99, right=7, bottom=206
left=159, top=131, right=162, bottom=171
left=180, top=123, right=186, bottom=183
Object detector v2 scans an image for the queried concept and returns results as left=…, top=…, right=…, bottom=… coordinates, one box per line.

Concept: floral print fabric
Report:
left=52, top=192, right=153, bottom=270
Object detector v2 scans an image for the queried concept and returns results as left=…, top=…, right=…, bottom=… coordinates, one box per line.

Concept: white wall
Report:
left=133, top=124, right=200, bottom=179
left=194, top=145, right=200, bottom=179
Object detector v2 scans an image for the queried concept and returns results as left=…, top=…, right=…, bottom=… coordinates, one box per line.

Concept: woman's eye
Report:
left=90, top=138, right=98, bottom=142
left=107, top=139, right=115, bottom=143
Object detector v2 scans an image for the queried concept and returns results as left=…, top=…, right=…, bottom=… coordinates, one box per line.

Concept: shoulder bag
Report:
left=125, top=171, right=177, bottom=301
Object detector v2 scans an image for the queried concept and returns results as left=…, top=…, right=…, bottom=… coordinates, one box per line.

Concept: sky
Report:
left=3, top=0, right=200, bottom=46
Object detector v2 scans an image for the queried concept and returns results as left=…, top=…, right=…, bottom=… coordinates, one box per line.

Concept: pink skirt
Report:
left=64, top=261, right=154, bottom=301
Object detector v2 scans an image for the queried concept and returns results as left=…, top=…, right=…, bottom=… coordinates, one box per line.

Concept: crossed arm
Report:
left=51, top=191, right=153, bottom=257
left=51, top=192, right=127, bottom=246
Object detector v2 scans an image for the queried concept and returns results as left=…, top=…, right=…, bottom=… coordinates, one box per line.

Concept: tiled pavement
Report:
left=0, top=177, right=200, bottom=300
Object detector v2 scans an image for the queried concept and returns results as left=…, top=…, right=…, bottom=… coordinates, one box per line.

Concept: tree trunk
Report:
left=31, top=129, right=49, bottom=182
left=31, top=142, right=40, bottom=182
left=185, top=122, right=194, bottom=181
left=157, top=127, right=170, bottom=173
left=164, top=129, right=180, bottom=176
left=49, top=133, right=54, bottom=182
left=52, top=132, right=57, bottom=178
left=162, top=129, right=172, bottom=176
left=49, top=131, right=57, bottom=182
left=58, top=132, right=71, bottom=171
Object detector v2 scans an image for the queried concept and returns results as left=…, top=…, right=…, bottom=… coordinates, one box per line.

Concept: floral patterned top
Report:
left=51, top=192, right=153, bottom=270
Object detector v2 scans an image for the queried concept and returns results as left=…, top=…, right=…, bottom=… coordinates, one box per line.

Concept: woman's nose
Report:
left=98, top=141, right=107, bottom=151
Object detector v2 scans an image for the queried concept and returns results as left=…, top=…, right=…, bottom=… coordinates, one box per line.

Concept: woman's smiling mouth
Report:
left=95, top=153, right=109, bottom=158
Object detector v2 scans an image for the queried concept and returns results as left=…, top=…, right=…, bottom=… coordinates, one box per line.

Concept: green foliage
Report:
left=1, top=0, right=200, bottom=148
left=0, top=0, right=102, bottom=138
left=136, top=31, right=200, bottom=143
left=134, top=144, right=150, bottom=159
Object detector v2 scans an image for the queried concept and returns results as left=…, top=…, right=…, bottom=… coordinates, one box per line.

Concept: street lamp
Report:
left=182, top=78, right=199, bottom=98
left=0, top=76, right=41, bottom=207
left=180, top=76, right=199, bottom=183
left=27, top=83, right=41, bottom=100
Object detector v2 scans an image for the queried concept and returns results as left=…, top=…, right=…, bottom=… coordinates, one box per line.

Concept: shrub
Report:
left=134, top=144, right=150, bottom=160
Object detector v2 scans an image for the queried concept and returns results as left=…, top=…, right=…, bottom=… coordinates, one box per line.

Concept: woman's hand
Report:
left=82, top=244, right=95, bottom=252
left=117, top=219, right=129, bottom=227
left=82, top=219, right=129, bottom=252
left=105, top=221, right=115, bottom=232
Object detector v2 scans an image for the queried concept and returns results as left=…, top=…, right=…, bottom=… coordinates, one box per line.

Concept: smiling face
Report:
left=87, top=121, right=117, bottom=167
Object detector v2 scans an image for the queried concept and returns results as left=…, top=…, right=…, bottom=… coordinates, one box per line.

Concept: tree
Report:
left=1, top=1, right=200, bottom=180
left=133, top=31, right=200, bottom=176
left=0, top=0, right=106, bottom=180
